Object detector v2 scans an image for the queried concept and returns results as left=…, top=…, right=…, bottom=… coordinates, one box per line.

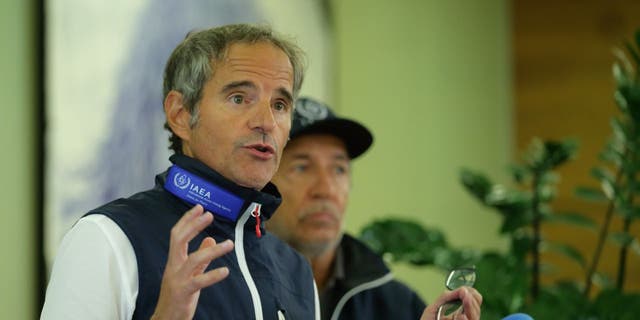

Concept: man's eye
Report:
left=335, top=165, right=349, bottom=175
left=274, top=101, right=287, bottom=111
left=293, top=164, right=307, bottom=172
left=231, top=95, right=244, bottom=104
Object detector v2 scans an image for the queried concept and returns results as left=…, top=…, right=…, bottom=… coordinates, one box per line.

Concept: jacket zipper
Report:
left=251, top=204, right=262, bottom=238
left=235, top=202, right=264, bottom=319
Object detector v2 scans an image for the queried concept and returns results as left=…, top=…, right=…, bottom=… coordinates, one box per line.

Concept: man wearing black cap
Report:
left=266, top=97, right=483, bottom=320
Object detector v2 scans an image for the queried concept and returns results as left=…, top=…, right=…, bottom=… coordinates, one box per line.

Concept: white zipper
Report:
left=235, top=202, right=263, bottom=319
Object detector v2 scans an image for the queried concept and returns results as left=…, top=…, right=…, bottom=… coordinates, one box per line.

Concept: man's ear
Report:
left=164, top=90, right=192, bottom=142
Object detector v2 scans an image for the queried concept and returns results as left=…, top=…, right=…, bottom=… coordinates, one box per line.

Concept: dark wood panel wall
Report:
left=513, top=0, right=640, bottom=292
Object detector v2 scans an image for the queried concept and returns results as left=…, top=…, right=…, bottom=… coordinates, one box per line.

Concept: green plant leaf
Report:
left=359, top=218, right=450, bottom=266
left=511, top=233, right=533, bottom=260
left=536, top=139, right=578, bottom=171
left=508, top=164, right=529, bottom=185
left=614, top=88, right=630, bottom=113
left=608, top=232, right=635, bottom=247
left=473, top=253, right=528, bottom=315
left=616, top=204, right=640, bottom=220
left=538, top=185, right=557, bottom=203
left=624, top=40, right=640, bottom=66
left=543, top=212, right=598, bottom=230
left=432, top=247, right=480, bottom=271
left=539, top=171, right=559, bottom=184
left=523, top=138, right=545, bottom=171
left=459, top=169, right=493, bottom=203
left=631, top=238, right=640, bottom=256
left=614, top=193, right=631, bottom=214
left=602, top=179, right=617, bottom=200
left=590, top=167, right=615, bottom=185
left=599, top=147, right=624, bottom=166
left=499, top=212, right=531, bottom=234
left=524, top=282, right=589, bottom=319
left=613, top=62, right=630, bottom=87
left=522, top=138, right=578, bottom=171
left=631, top=207, right=640, bottom=219
left=592, top=289, right=640, bottom=319
left=591, top=271, right=615, bottom=290
left=575, top=186, right=608, bottom=202
left=610, top=117, right=628, bottom=141
left=625, top=85, right=640, bottom=120
left=484, top=184, right=510, bottom=203
left=552, top=140, right=578, bottom=167
left=605, top=133, right=626, bottom=157
left=484, top=187, right=531, bottom=219
left=538, top=204, right=552, bottom=218
left=541, top=241, right=586, bottom=268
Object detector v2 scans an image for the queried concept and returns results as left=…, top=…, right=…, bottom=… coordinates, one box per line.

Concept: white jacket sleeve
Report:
left=40, top=214, right=138, bottom=320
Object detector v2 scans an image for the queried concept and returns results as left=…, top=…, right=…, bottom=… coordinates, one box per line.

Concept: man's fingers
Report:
left=167, top=206, right=214, bottom=265
left=174, top=204, right=204, bottom=229
left=420, top=289, right=459, bottom=320
left=173, top=207, right=214, bottom=246
left=183, top=239, right=234, bottom=277
left=187, top=240, right=234, bottom=290
left=420, top=287, right=483, bottom=320
left=191, top=237, right=218, bottom=275
left=460, top=287, right=482, bottom=320
left=199, top=236, right=217, bottom=248
left=469, top=287, right=483, bottom=305
left=432, top=289, right=461, bottom=307
left=192, top=266, right=231, bottom=288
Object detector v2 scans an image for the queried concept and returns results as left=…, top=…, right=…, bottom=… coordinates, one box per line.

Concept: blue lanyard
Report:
left=164, top=165, right=245, bottom=221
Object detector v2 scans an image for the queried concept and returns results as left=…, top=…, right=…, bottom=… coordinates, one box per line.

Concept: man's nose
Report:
left=249, top=100, right=277, bottom=133
left=310, top=170, right=336, bottom=199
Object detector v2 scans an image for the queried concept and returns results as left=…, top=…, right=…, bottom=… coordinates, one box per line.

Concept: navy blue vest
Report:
left=87, top=155, right=316, bottom=319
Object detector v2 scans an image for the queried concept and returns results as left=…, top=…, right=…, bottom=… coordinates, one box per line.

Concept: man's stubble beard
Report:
left=293, top=230, right=344, bottom=260
left=294, top=201, right=344, bottom=258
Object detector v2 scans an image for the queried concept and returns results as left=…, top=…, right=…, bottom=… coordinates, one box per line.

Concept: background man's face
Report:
left=268, top=134, right=351, bottom=256
left=180, top=41, right=294, bottom=189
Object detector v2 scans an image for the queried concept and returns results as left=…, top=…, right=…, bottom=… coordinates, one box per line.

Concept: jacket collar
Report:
left=335, top=234, right=390, bottom=288
left=158, top=154, right=282, bottom=222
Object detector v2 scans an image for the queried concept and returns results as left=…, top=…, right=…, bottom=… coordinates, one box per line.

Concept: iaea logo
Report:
left=174, top=173, right=191, bottom=190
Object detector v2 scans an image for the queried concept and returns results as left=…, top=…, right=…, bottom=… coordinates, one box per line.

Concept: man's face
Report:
left=179, top=42, right=294, bottom=189
left=267, top=134, right=351, bottom=257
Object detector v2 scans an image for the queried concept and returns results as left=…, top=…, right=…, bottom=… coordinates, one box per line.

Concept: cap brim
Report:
left=290, top=118, right=373, bottom=159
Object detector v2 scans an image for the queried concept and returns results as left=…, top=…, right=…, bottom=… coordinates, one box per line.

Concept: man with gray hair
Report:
left=42, top=24, right=319, bottom=319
